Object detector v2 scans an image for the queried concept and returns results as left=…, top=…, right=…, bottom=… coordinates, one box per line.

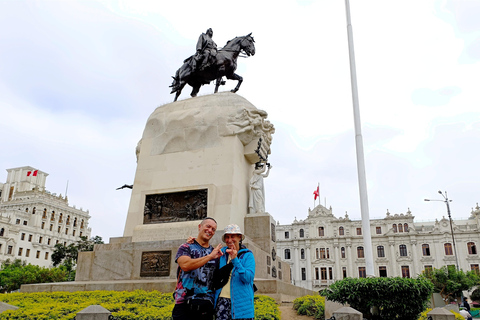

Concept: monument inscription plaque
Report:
left=144, top=189, right=207, bottom=224
left=140, top=251, right=171, bottom=277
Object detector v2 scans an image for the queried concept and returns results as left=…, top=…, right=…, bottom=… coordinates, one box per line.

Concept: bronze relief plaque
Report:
left=144, top=189, right=208, bottom=224
left=140, top=251, right=171, bottom=277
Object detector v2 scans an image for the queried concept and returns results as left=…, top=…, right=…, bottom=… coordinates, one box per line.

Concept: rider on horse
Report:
left=192, top=28, right=217, bottom=71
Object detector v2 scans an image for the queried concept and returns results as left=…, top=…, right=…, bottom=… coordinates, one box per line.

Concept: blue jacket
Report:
left=215, top=245, right=255, bottom=319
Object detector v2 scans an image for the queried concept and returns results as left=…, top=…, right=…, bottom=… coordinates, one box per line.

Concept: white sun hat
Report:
left=222, top=224, right=246, bottom=242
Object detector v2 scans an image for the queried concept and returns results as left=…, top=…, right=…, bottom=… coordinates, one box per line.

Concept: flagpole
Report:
left=345, top=0, right=374, bottom=277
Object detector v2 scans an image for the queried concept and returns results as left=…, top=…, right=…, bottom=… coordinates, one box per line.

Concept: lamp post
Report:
left=424, top=191, right=459, bottom=270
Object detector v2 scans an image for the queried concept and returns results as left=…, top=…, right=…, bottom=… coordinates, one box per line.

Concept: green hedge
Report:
left=293, top=295, right=324, bottom=319
left=0, top=290, right=278, bottom=320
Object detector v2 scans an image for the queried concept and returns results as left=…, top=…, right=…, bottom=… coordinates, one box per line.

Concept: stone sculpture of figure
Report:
left=248, top=162, right=272, bottom=214
left=192, top=28, right=217, bottom=71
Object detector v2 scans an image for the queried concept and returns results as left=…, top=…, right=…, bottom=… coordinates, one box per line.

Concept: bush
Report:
left=321, top=277, right=433, bottom=320
left=293, top=295, right=325, bottom=319
left=0, top=290, right=279, bottom=320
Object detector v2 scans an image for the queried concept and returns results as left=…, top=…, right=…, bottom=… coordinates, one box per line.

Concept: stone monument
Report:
left=22, top=92, right=314, bottom=302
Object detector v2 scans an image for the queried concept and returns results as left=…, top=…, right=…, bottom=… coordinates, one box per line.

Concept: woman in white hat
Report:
left=214, top=224, right=255, bottom=320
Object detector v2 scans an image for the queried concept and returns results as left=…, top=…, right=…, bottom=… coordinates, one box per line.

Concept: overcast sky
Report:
left=1, top=0, right=479, bottom=241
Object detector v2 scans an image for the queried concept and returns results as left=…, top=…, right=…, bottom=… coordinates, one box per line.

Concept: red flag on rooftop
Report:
left=27, top=171, right=31, bottom=176
left=33, top=170, right=38, bottom=176
left=313, top=185, right=319, bottom=200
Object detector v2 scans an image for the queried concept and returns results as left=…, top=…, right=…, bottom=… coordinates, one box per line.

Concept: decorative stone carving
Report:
left=144, top=189, right=207, bottom=224
left=248, top=163, right=271, bottom=214
left=140, top=251, right=171, bottom=277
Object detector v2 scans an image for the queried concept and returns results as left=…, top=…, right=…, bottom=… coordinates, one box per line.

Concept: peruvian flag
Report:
left=27, top=171, right=32, bottom=176
left=313, top=185, right=319, bottom=200
left=33, top=170, right=38, bottom=176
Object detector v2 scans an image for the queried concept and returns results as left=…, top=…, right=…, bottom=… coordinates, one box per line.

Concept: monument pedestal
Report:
left=21, top=93, right=316, bottom=301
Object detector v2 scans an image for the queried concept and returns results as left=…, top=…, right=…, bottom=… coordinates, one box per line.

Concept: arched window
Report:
left=59, top=213, right=63, bottom=223
left=357, top=246, right=364, bottom=258
left=66, top=215, right=70, bottom=225
left=398, top=224, right=403, bottom=232
left=339, top=226, right=344, bottom=236
left=73, top=217, right=77, bottom=227
left=80, top=219, right=84, bottom=228
left=468, top=242, right=477, bottom=255
left=404, top=223, right=409, bottom=232
left=377, top=245, right=385, bottom=258
left=393, top=224, right=397, bottom=233
left=341, top=247, right=345, bottom=259
left=399, top=244, right=408, bottom=256
left=51, top=211, right=55, bottom=221
left=299, top=229, right=304, bottom=238
left=422, top=244, right=430, bottom=256
left=318, top=227, right=324, bottom=236
left=285, top=249, right=291, bottom=259
left=301, top=249, right=305, bottom=259
left=444, top=243, right=453, bottom=255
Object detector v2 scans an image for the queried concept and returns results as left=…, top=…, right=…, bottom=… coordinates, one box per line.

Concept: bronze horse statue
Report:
left=170, top=33, right=255, bottom=101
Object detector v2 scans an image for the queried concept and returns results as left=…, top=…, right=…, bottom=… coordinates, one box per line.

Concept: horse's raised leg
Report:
left=214, top=77, right=222, bottom=93
left=227, top=73, right=243, bottom=93
left=190, top=84, right=201, bottom=98
left=174, top=82, right=186, bottom=102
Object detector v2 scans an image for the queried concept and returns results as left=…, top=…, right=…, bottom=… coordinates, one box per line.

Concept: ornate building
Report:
left=0, top=166, right=91, bottom=267
left=275, top=203, right=480, bottom=291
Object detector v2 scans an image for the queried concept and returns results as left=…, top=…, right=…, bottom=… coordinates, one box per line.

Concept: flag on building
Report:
left=33, top=170, right=38, bottom=176
left=313, top=185, right=319, bottom=200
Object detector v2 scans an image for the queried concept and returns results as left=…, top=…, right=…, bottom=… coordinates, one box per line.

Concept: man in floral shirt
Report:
left=172, top=217, right=223, bottom=320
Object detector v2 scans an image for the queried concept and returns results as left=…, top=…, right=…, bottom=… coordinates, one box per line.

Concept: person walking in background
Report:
left=172, top=217, right=223, bottom=320
left=214, top=224, right=255, bottom=320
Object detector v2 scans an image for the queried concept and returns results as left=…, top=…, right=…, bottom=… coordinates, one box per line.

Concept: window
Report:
left=356, top=228, right=362, bottom=235
left=339, top=226, right=344, bottom=236
left=16, top=219, right=20, bottom=224
left=315, top=248, right=319, bottom=259
left=471, top=264, right=479, bottom=274
left=74, top=218, right=77, bottom=227
left=0, top=228, right=4, bottom=236
left=315, top=267, right=319, bottom=280
left=321, top=267, right=327, bottom=280
left=301, top=249, right=305, bottom=259
left=58, top=226, right=61, bottom=233
left=341, top=247, right=345, bottom=259
left=424, top=265, right=433, bottom=274
left=468, top=242, right=477, bottom=255
left=299, top=229, right=304, bottom=238
left=398, top=224, right=403, bottom=232
left=393, top=224, right=397, bottom=233
left=326, top=248, right=330, bottom=259
left=41, top=222, right=45, bottom=229
left=319, top=248, right=326, bottom=259
left=45, top=252, right=49, bottom=260
left=7, top=246, right=13, bottom=254
left=379, top=266, right=387, bottom=277
left=422, top=244, right=430, bottom=256
left=359, top=267, right=366, bottom=278
left=18, top=247, right=23, bottom=256
left=404, top=223, right=409, bottom=232
left=284, top=249, right=291, bottom=259
left=65, top=228, right=69, bottom=235
left=28, top=234, right=32, bottom=242
left=399, top=245, right=408, bottom=257
left=444, top=243, right=453, bottom=255
left=357, top=246, right=364, bottom=258
left=401, top=266, right=410, bottom=278
left=73, top=230, right=76, bottom=236
left=26, top=249, right=30, bottom=257
left=376, top=226, right=382, bottom=234
left=377, top=246, right=385, bottom=258
left=39, top=236, right=43, bottom=244
left=329, top=267, right=333, bottom=279
left=50, top=224, right=53, bottom=231
left=47, top=238, right=51, bottom=245
left=23, top=220, right=27, bottom=226
left=285, top=231, right=289, bottom=239
left=21, top=233, right=25, bottom=240
left=301, top=268, right=306, bottom=281
left=318, top=227, right=324, bottom=236
left=36, top=251, right=40, bottom=258
left=342, top=267, right=347, bottom=279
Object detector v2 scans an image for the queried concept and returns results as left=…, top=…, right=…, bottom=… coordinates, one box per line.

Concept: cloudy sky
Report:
left=1, top=0, right=479, bottom=241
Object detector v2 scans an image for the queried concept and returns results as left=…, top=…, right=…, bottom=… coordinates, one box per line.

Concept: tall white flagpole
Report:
left=345, top=0, right=374, bottom=277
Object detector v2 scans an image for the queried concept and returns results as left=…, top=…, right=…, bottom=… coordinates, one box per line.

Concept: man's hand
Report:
left=210, top=243, right=224, bottom=260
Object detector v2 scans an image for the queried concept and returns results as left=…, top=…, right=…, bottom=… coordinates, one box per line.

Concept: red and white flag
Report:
left=33, top=170, right=38, bottom=176
left=313, top=185, right=319, bottom=200
left=27, top=171, right=32, bottom=176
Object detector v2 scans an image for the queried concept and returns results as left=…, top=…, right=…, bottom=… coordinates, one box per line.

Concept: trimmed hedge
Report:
left=0, top=290, right=279, bottom=320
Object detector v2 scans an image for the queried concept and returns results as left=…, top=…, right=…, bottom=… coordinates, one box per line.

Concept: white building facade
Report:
left=276, top=204, right=480, bottom=291
left=0, top=166, right=91, bottom=268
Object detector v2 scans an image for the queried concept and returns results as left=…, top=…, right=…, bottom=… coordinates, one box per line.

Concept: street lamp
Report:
left=424, top=190, right=459, bottom=270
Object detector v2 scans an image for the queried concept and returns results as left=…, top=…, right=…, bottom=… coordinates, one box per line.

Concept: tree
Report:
left=423, top=266, right=480, bottom=303
left=321, top=277, right=433, bottom=320
left=51, top=235, right=104, bottom=279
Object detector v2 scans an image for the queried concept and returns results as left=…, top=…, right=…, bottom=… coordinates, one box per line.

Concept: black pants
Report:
left=172, top=302, right=214, bottom=320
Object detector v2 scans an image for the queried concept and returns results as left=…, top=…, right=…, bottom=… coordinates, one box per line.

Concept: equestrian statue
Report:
left=170, top=28, right=255, bottom=102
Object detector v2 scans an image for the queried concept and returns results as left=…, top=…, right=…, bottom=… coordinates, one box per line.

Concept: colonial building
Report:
left=0, top=166, right=91, bottom=267
left=275, top=203, right=480, bottom=291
